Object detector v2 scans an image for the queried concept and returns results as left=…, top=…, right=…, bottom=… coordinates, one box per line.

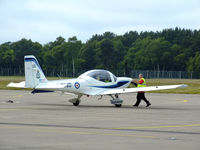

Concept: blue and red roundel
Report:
left=74, top=82, right=80, bottom=89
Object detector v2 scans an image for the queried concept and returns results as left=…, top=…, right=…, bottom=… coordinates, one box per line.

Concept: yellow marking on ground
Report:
left=9, top=94, right=23, bottom=98
left=34, top=128, right=155, bottom=139
left=70, top=131, right=94, bottom=135
left=1, top=123, right=199, bottom=131
left=179, top=99, right=188, bottom=103
left=167, top=99, right=189, bottom=104
left=0, top=108, right=20, bottom=111
left=0, top=125, right=154, bottom=139
left=0, top=126, right=20, bottom=129
left=100, top=133, right=155, bottom=138
left=110, top=124, right=200, bottom=130
left=2, top=123, right=199, bottom=138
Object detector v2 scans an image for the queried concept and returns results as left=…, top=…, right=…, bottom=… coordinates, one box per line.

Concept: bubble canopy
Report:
left=80, top=70, right=117, bottom=83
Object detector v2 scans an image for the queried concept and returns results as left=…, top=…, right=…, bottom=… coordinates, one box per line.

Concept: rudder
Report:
left=24, top=55, right=48, bottom=88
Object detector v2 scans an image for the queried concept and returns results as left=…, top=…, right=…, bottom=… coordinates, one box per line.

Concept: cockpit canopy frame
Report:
left=86, top=70, right=117, bottom=83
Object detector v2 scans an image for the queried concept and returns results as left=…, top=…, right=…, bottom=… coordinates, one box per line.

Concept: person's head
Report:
left=139, top=73, right=143, bottom=79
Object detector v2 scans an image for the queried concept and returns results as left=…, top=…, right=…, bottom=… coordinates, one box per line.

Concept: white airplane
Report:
left=8, top=55, right=187, bottom=107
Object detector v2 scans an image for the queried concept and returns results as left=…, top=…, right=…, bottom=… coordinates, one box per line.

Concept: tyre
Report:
left=115, top=104, right=122, bottom=107
left=73, top=100, right=80, bottom=106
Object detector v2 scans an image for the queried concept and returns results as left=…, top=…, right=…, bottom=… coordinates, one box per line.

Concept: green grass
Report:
left=0, top=76, right=200, bottom=94
left=130, top=79, right=200, bottom=94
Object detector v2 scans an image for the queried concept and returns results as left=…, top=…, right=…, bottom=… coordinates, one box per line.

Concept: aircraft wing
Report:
left=7, top=81, right=26, bottom=88
left=96, top=84, right=187, bottom=95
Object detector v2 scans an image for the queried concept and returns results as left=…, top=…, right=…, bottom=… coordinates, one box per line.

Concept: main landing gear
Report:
left=68, top=95, right=82, bottom=106
left=110, top=94, right=123, bottom=107
left=69, top=94, right=123, bottom=107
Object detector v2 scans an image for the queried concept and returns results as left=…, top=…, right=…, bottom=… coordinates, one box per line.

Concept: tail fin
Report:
left=24, top=55, right=48, bottom=88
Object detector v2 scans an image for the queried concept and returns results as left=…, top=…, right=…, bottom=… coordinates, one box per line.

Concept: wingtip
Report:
left=180, top=84, right=188, bottom=88
left=7, top=81, right=26, bottom=88
left=7, top=82, right=14, bottom=87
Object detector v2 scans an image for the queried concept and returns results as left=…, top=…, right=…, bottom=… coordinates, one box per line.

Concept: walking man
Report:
left=132, top=74, right=151, bottom=107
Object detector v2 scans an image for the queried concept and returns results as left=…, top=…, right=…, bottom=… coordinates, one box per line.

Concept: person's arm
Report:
left=131, top=79, right=138, bottom=87
left=139, top=79, right=144, bottom=84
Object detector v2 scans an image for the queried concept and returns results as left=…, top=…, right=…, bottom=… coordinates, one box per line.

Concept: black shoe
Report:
left=133, top=104, right=138, bottom=107
left=146, top=103, right=151, bottom=107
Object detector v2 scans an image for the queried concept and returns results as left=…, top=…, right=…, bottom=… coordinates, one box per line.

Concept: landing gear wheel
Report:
left=73, top=100, right=80, bottom=106
left=115, top=104, right=122, bottom=107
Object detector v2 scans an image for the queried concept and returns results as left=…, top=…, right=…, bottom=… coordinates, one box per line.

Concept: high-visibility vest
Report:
left=137, top=78, right=146, bottom=87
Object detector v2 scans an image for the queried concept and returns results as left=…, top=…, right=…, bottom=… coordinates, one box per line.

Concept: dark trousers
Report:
left=134, top=92, right=150, bottom=106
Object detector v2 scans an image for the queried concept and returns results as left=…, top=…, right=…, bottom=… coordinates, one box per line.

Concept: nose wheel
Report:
left=115, top=104, right=122, bottom=107
left=110, top=94, right=123, bottom=107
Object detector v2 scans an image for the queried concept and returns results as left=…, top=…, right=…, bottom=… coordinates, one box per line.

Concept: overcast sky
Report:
left=0, top=0, right=199, bottom=44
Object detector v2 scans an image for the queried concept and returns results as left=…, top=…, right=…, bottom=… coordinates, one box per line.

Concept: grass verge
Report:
left=0, top=76, right=200, bottom=94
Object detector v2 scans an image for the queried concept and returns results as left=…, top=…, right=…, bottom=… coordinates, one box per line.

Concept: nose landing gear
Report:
left=110, top=94, right=123, bottom=107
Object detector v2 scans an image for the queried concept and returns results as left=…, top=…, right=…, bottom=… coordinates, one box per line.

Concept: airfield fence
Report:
left=0, top=67, right=199, bottom=79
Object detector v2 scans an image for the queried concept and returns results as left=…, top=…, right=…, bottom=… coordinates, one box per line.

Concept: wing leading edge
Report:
left=96, top=84, right=187, bottom=95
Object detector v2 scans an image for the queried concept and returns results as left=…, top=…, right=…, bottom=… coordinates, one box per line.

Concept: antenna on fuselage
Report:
left=57, top=73, right=63, bottom=80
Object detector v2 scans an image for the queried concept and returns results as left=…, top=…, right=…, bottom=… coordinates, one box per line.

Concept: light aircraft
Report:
left=8, top=55, right=187, bottom=107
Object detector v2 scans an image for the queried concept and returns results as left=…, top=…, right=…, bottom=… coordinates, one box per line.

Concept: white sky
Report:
left=0, top=0, right=200, bottom=44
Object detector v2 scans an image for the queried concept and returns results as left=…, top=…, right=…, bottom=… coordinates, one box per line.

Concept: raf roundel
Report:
left=74, top=82, right=80, bottom=89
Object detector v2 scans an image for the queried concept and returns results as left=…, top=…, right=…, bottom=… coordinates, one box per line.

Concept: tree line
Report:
left=0, top=27, right=200, bottom=78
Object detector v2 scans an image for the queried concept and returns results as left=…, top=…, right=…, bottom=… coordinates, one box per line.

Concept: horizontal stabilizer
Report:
left=7, top=81, right=26, bottom=88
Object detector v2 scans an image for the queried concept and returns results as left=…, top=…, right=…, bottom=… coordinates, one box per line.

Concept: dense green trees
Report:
left=0, top=28, right=199, bottom=77
left=187, top=52, right=200, bottom=78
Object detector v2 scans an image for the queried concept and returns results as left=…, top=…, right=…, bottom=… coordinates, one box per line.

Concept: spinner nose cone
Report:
left=123, top=77, right=133, bottom=85
left=126, top=77, right=133, bottom=82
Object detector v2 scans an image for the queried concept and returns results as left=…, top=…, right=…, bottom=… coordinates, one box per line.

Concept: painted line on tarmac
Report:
left=99, top=133, right=154, bottom=138
left=8, top=94, right=23, bottom=98
left=0, top=122, right=200, bottom=135
left=32, top=128, right=156, bottom=139
left=0, top=108, right=20, bottom=111
left=168, top=99, right=189, bottom=104
left=178, top=99, right=188, bottom=103
left=1, top=122, right=200, bottom=130
left=110, top=124, right=200, bottom=129
left=108, top=124, right=200, bottom=135
left=110, top=124, right=200, bottom=130
left=0, top=124, right=155, bottom=139
left=0, top=94, right=23, bottom=102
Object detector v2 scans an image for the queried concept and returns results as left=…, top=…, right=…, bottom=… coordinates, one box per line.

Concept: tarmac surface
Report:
left=0, top=90, right=200, bottom=150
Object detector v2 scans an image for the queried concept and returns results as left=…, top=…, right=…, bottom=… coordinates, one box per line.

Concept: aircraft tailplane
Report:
left=24, top=55, right=48, bottom=88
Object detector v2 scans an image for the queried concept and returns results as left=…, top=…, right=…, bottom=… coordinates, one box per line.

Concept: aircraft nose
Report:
left=127, top=77, right=133, bottom=82
left=124, top=77, right=133, bottom=83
